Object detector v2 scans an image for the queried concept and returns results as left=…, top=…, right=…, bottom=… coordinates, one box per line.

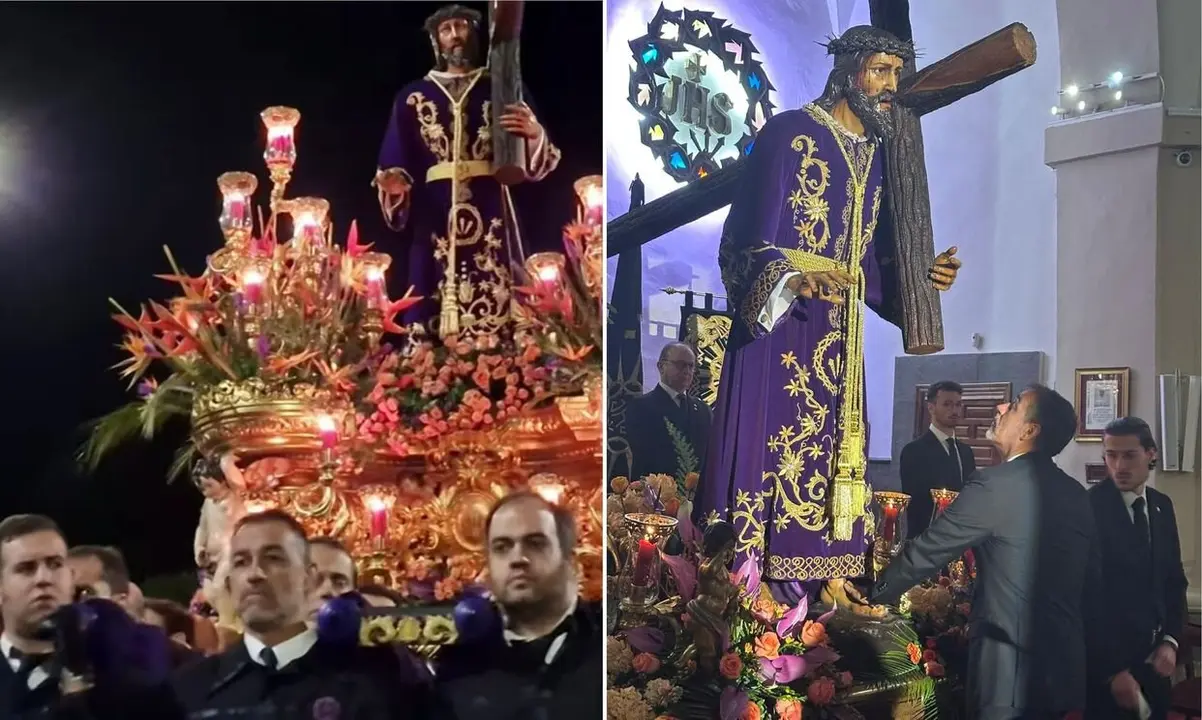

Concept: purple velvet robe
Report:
left=695, top=104, right=903, bottom=587
left=377, top=68, right=560, bottom=336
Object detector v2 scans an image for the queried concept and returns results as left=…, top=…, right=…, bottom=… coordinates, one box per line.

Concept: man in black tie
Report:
left=626, top=342, right=712, bottom=484
left=1086, top=417, right=1189, bottom=719
left=171, top=509, right=430, bottom=718
left=0, top=514, right=75, bottom=717
left=899, top=380, right=977, bottom=538
left=872, top=385, right=1108, bottom=720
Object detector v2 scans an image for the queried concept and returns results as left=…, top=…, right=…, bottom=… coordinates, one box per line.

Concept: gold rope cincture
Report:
left=431, top=68, right=485, bottom=338
left=812, top=109, right=874, bottom=542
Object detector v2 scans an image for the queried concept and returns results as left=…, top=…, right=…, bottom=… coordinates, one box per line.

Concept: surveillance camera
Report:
left=1174, top=150, right=1194, bottom=167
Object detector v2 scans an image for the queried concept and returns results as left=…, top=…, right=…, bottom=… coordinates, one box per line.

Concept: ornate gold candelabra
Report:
left=930, top=488, right=972, bottom=589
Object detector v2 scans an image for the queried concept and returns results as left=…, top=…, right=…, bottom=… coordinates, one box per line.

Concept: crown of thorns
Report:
left=424, top=5, right=483, bottom=35
left=823, top=31, right=915, bottom=61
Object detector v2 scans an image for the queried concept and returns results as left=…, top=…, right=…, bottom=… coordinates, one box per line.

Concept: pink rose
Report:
left=632, top=652, right=661, bottom=674
left=807, top=676, right=836, bottom=706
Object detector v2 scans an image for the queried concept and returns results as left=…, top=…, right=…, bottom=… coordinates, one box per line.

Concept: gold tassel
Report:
left=831, top=471, right=857, bottom=541
left=439, top=282, right=459, bottom=338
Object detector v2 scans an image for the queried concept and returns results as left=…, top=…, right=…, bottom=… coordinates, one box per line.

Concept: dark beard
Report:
left=846, top=87, right=894, bottom=140
left=440, top=37, right=480, bottom=70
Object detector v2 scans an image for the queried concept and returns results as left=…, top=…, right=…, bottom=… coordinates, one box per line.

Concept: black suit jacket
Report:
left=625, top=386, right=712, bottom=481
left=899, top=430, right=976, bottom=538
left=432, top=601, right=603, bottom=720
left=0, top=659, right=177, bottom=720
left=170, top=638, right=430, bottom=719
left=1086, top=478, right=1188, bottom=715
left=873, top=454, right=1108, bottom=717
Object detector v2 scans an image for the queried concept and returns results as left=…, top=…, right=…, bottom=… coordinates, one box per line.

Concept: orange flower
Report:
left=740, top=703, right=762, bottom=720
left=718, top=652, right=742, bottom=679
left=683, top=472, right=699, bottom=490
left=906, top=642, right=922, bottom=664
left=924, top=660, right=945, bottom=678
left=753, top=631, right=781, bottom=659
left=632, top=652, right=661, bottom=673
left=611, top=476, right=630, bottom=494
left=800, top=620, right=827, bottom=648
left=663, top=497, right=681, bottom=516
left=774, top=698, right=803, bottom=720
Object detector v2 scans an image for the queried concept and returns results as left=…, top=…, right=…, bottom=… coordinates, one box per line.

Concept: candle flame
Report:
left=316, top=414, right=337, bottom=433
left=584, top=185, right=603, bottom=209
left=367, top=495, right=387, bottom=512
left=534, top=482, right=565, bottom=505
left=365, top=266, right=385, bottom=282
left=266, top=126, right=293, bottom=140
left=536, top=265, right=559, bottom=282
left=242, top=269, right=265, bottom=286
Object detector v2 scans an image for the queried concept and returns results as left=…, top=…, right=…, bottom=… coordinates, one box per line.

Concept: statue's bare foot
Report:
left=820, top=579, right=889, bottom=619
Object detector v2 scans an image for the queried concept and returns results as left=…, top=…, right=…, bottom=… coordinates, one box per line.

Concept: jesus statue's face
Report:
left=848, top=52, right=904, bottom=139
left=437, top=17, right=478, bottom=71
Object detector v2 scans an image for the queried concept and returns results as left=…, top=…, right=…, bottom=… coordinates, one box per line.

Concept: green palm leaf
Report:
left=75, top=402, right=145, bottom=472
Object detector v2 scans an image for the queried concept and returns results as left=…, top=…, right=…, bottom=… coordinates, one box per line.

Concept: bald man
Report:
left=625, top=342, right=712, bottom=485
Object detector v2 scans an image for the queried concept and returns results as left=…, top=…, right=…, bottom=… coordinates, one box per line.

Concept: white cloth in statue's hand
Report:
left=758, top=272, right=802, bottom=331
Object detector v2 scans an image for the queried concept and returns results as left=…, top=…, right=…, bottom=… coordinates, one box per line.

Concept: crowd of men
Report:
left=0, top=491, right=602, bottom=719
left=881, top=383, right=1191, bottom=719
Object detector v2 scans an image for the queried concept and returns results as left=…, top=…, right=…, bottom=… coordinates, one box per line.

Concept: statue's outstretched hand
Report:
left=499, top=102, right=542, bottom=140
left=929, top=246, right=961, bottom=291
left=789, top=269, right=856, bottom=305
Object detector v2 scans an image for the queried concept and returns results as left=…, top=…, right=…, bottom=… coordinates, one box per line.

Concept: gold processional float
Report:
left=81, top=106, right=604, bottom=648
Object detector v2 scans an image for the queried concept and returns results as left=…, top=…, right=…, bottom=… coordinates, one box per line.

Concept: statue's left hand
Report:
left=499, top=102, right=542, bottom=140
left=929, top=246, right=961, bottom=291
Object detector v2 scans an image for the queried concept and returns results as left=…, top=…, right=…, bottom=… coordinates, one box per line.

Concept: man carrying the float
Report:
left=374, top=4, right=560, bottom=340
left=693, top=26, right=962, bottom=614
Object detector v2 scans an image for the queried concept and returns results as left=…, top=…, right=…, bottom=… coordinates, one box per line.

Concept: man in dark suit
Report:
left=434, top=492, right=602, bottom=719
left=873, top=384, right=1109, bottom=720
left=626, top=342, right=712, bottom=482
left=1087, top=416, right=1189, bottom=719
left=0, top=514, right=176, bottom=718
left=900, top=380, right=978, bottom=537
left=171, top=510, right=430, bottom=719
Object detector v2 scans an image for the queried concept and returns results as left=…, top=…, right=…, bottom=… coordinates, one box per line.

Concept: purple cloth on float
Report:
left=694, top=104, right=902, bottom=587
left=377, top=72, right=555, bottom=336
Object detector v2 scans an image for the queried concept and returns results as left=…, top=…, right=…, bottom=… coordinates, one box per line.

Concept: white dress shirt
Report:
left=243, top=628, right=318, bottom=670
left=1, top=634, right=52, bottom=690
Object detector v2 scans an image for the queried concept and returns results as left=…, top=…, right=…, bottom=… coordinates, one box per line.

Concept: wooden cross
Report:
left=490, top=0, right=526, bottom=185
left=606, top=0, right=1036, bottom=354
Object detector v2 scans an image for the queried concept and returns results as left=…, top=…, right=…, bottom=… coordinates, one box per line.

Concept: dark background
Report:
left=0, top=2, right=602, bottom=586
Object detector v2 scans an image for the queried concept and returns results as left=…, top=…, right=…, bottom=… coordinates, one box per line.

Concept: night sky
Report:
left=0, top=2, right=602, bottom=585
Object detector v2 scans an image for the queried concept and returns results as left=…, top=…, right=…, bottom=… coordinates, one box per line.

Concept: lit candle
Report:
left=242, top=269, right=265, bottom=305
left=217, top=172, right=258, bottom=237
left=631, top=537, right=657, bottom=587
left=881, top=504, right=900, bottom=544
left=367, top=496, right=388, bottom=540
left=316, top=414, right=338, bottom=450
left=584, top=184, right=603, bottom=227
left=364, top=266, right=385, bottom=309
left=260, top=107, right=300, bottom=170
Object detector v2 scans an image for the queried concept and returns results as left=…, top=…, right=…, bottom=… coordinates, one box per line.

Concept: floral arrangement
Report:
left=513, top=219, right=603, bottom=381
left=902, top=579, right=971, bottom=682
left=354, top=331, right=554, bottom=455
left=77, top=221, right=419, bottom=477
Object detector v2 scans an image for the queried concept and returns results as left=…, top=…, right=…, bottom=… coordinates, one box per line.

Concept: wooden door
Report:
left=914, top=382, right=1011, bottom=468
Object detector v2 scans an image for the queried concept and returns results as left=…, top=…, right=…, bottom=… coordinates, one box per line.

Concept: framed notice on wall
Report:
left=1074, top=367, right=1131, bottom=441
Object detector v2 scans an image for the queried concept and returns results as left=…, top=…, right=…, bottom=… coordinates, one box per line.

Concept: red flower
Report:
left=807, top=676, right=836, bottom=706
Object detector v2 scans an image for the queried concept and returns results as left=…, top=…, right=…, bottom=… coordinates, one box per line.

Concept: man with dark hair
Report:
left=0, top=515, right=175, bottom=717
left=694, top=23, right=963, bottom=615
left=374, top=3, right=561, bottom=338
left=171, top=509, right=430, bottom=718
left=900, top=380, right=977, bottom=537
left=873, top=384, right=1108, bottom=719
left=1087, top=417, right=1188, bottom=719
left=626, top=342, right=712, bottom=485
left=434, top=491, right=602, bottom=719
left=0, top=514, right=75, bottom=713
left=68, top=545, right=129, bottom=596
left=308, top=537, right=356, bottom=607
